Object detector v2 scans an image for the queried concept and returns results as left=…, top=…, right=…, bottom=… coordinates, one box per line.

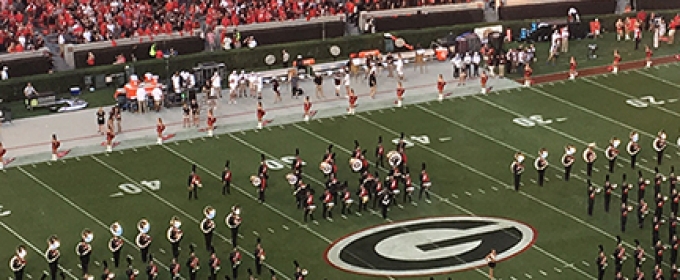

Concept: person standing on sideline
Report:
left=395, top=82, right=405, bottom=107
left=569, top=56, right=578, bottom=80
left=511, top=152, right=525, bottom=191
left=343, top=68, right=352, bottom=97
left=256, top=102, right=266, bottom=129
left=368, top=67, right=377, bottom=99
left=282, top=50, right=290, bottom=68
left=182, top=103, right=190, bottom=128
left=96, top=108, right=106, bottom=134
left=190, top=99, right=200, bottom=127
left=523, top=64, right=532, bottom=87
left=414, top=45, right=426, bottom=74
left=105, top=115, right=116, bottom=152
left=303, top=97, right=314, bottom=122
left=347, top=89, right=357, bottom=115
left=51, top=134, right=61, bottom=161
left=313, top=73, right=324, bottom=99
left=395, top=54, right=404, bottom=81
left=486, top=249, right=497, bottom=280
left=472, top=52, right=481, bottom=77
left=611, top=49, right=621, bottom=74
left=0, top=142, right=6, bottom=170
left=206, top=109, right=216, bottom=137
left=437, top=74, right=446, bottom=101
left=561, top=26, right=569, bottom=52
left=156, top=118, right=166, bottom=145
left=645, top=45, right=654, bottom=68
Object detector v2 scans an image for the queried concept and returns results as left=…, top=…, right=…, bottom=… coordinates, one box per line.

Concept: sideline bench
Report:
left=25, top=91, right=59, bottom=110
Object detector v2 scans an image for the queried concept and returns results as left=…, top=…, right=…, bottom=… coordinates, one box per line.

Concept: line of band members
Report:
left=227, top=137, right=433, bottom=221
left=510, top=130, right=669, bottom=189
left=8, top=205, right=278, bottom=280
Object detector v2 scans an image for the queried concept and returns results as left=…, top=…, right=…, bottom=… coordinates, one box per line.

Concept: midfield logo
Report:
left=324, top=216, right=536, bottom=277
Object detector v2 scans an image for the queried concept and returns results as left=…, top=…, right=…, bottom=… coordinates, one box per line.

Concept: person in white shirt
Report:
left=152, top=77, right=163, bottom=112
left=451, top=53, right=461, bottom=78
left=248, top=71, right=257, bottom=98
left=228, top=71, right=238, bottom=104
left=1, top=66, right=8, bottom=80
left=344, top=70, right=351, bottom=97
left=58, top=32, right=66, bottom=56
left=222, top=36, right=232, bottom=50
left=136, top=86, right=147, bottom=113
left=561, top=27, right=569, bottom=53
left=395, top=54, right=404, bottom=81
left=171, top=72, right=182, bottom=94
left=414, top=46, right=426, bottom=74
left=211, top=72, right=222, bottom=99
left=255, top=73, right=264, bottom=100
left=463, top=52, right=472, bottom=77
left=568, top=7, right=580, bottom=23
left=472, top=52, right=481, bottom=77
left=238, top=70, right=247, bottom=97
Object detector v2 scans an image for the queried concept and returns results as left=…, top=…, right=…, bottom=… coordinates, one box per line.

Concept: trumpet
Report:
left=138, top=219, right=150, bottom=234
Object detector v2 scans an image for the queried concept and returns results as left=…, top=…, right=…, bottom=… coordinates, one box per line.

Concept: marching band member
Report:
left=293, top=178, right=308, bottom=208
left=628, top=131, right=641, bottom=169
left=226, top=205, right=242, bottom=246
left=208, top=247, right=220, bottom=280
left=523, top=64, right=532, bottom=87
left=170, top=258, right=181, bottom=280
left=535, top=148, right=549, bottom=186
left=638, top=199, right=649, bottom=229
left=612, top=236, right=625, bottom=274
left=511, top=152, right=525, bottom=191
left=105, top=115, right=116, bottom=152
left=292, top=148, right=304, bottom=174
left=186, top=245, right=199, bottom=280
left=653, top=130, right=667, bottom=165
left=375, top=136, right=385, bottom=168
left=562, top=145, right=576, bottom=181
left=347, top=89, right=358, bottom=115
left=419, top=163, right=431, bottom=201
left=76, top=229, right=94, bottom=276
left=437, top=74, right=446, bottom=101
left=156, top=118, right=165, bottom=145
left=596, top=245, right=607, bottom=280
left=480, top=71, right=490, bottom=94
left=201, top=206, right=216, bottom=251
left=621, top=202, right=631, bottom=232
left=11, top=245, right=27, bottom=280
left=51, top=134, right=61, bottom=161
left=621, top=173, right=632, bottom=205
left=672, top=235, right=680, bottom=266
left=670, top=166, right=678, bottom=196
left=611, top=49, right=621, bottom=74
left=187, top=164, right=201, bottom=200
left=45, top=235, right=61, bottom=280
left=587, top=180, right=597, bottom=216
left=230, top=247, right=242, bottom=280
left=136, top=219, right=152, bottom=263
left=645, top=45, right=654, bottom=68
left=341, top=186, right=354, bottom=215
left=403, top=168, right=415, bottom=203
left=654, top=240, right=665, bottom=266
left=583, top=143, right=597, bottom=177
left=304, top=190, right=316, bottom=222
left=222, top=161, right=232, bottom=195
left=101, top=260, right=115, bottom=280
left=394, top=82, right=405, bottom=108
left=252, top=172, right=268, bottom=203
left=167, top=216, right=183, bottom=259
left=125, top=256, right=139, bottom=280
left=254, top=238, right=266, bottom=276
left=256, top=102, right=266, bottom=129
left=259, top=154, right=269, bottom=180
left=653, top=168, right=663, bottom=198
left=380, top=186, right=393, bottom=219
left=206, top=109, right=216, bottom=137
left=605, top=137, right=620, bottom=173
left=109, top=222, right=124, bottom=267
left=303, top=96, right=314, bottom=122
left=357, top=184, right=370, bottom=212
left=321, top=189, right=335, bottom=220
left=146, top=257, right=158, bottom=280
left=633, top=239, right=645, bottom=269
left=568, top=56, right=578, bottom=80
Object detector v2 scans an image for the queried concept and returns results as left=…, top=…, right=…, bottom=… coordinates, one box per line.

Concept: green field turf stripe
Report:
left=162, top=141, right=399, bottom=280
left=89, top=155, right=292, bottom=280
left=0, top=220, right=80, bottom=279
left=16, top=166, right=183, bottom=279
left=322, top=115, right=596, bottom=279
left=583, top=77, right=680, bottom=118
left=635, top=70, right=680, bottom=90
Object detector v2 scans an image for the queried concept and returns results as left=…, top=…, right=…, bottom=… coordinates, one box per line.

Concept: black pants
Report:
left=658, top=150, right=664, bottom=165
left=631, top=154, right=637, bottom=169
left=223, top=181, right=230, bottom=195
left=588, top=199, right=594, bottom=215
left=586, top=162, right=593, bottom=177
left=304, top=208, right=314, bottom=222
left=188, top=187, right=197, bottom=200
left=621, top=216, right=627, bottom=232
left=638, top=214, right=645, bottom=228
left=537, top=170, right=545, bottom=186
left=189, top=271, right=197, bottom=280
left=231, top=228, right=239, bottom=246
left=614, top=260, right=622, bottom=273
left=258, top=189, right=265, bottom=203
left=171, top=242, right=180, bottom=259
left=564, top=165, right=572, bottom=181
left=113, top=250, right=121, bottom=267
left=419, top=187, right=430, bottom=200
left=514, top=174, right=521, bottom=191
left=80, top=254, right=90, bottom=275
left=232, top=265, right=239, bottom=280
left=14, top=270, right=23, bottom=280
left=597, top=268, right=605, bottom=280
left=141, top=247, right=150, bottom=263
left=609, top=159, right=616, bottom=173
left=604, top=194, right=611, bottom=212
left=204, top=232, right=213, bottom=251
left=381, top=204, right=389, bottom=219
left=635, top=38, right=641, bottom=50
left=341, top=202, right=352, bottom=214
left=209, top=268, right=217, bottom=280
left=323, top=204, right=333, bottom=219
left=255, top=260, right=263, bottom=275
left=49, top=261, right=58, bottom=280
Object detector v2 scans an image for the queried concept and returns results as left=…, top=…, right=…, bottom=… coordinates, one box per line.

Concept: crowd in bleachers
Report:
left=0, top=0, right=475, bottom=54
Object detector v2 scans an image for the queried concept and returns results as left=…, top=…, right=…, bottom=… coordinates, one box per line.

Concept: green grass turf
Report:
left=4, top=63, right=680, bottom=279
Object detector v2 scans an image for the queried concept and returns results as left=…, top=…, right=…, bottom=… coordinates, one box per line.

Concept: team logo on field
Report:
left=324, top=216, right=536, bottom=277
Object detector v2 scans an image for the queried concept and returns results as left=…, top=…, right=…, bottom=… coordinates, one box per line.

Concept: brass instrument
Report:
left=45, top=235, right=60, bottom=263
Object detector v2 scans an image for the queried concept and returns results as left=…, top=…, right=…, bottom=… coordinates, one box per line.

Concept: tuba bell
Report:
left=286, top=173, right=298, bottom=185
left=250, top=175, right=261, bottom=187
left=10, top=245, right=27, bottom=272
left=204, top=206, right=216, bottom=220
left=45, top=235, right=61, bottom=263
left=319, top=161, right=332, bottom=175
left=349, top=158, right=363, bottom=172
left=110, top=222, right=123, bottom=237
left=137, top=219, right=150, bottom=234
left=82, top=229, right=94, bottom=243
left=387, top=151, right=402, bottom=167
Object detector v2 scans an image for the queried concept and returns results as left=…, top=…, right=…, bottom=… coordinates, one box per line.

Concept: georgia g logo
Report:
left=324, top=216, right=536, bottom=277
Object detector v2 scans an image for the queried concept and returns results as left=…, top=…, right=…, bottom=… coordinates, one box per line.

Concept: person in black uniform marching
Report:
left=562, top=145, right=576, bottom=181
left=186, top=245, right=199, bottom=280
left=612, top=236, right=625, bottom=274
left=188, top=165, right=201, bottom=200
left=136, top=219, right=152, bottom=263
left=511, top=152, right=525, bottom=191
left=534, top=148, right=549, bottom=186
left=627, top=131, right=641, bottom=169
left=653, top=130, right=667, bottom=166
left=208, top=247, right=220, bottom=280
left=222, top=161, right=232, bottom=195
left=638, top=171, right=648, bottom=202
left=230, top=247, right=241, bottom=280
left=638, top=199, right=649, bottom=229
left=621, top=203, right=630, bottom=232
left=167, top=216, right=183, bottom=260
left=125, top=256, right=139, bottom=280
left=109, top=222, right=124, bottom=268
left=76, top=229, right=93, bottom=277
left=671, top=235, right=679, bottom=266
left=304, top=190, right=316, bottom=222
left=170, top=258, right=181, bottom=280
left=596, top=245, right=607, bottom=280
left=605, top=137, right=620, bottom=173
left=652, top=217, right=662, bottom=246
left=604, top=175, right=613, bottom=212
left=11, top=245, right=27, bottom=280
left=45, top=235, right=61, bottom=280
left=654, top=169, right=663, bottom=199
left=654, top=240, right=664, bottom=266
left=583, top=143, right=597, bottom=177
left=226, top=205, right=242, bottom=246
left=375, top=136, right=385, bottom=168
left=201, top=206, right=216, bottom=251
left=670, top=166, right=677, bottom=197
left=380, top=188, right=392, bottom=219
left=633, top=239, right=644, bottom=271
left=621, top=174, right=631, bottom=204
left=587, top=180, right=597, bottom=216
left=254, top=238, right=266, bottom=276
left=146, top=256, right=158, bottom=280
left=672, top=189, right=680, bottom=218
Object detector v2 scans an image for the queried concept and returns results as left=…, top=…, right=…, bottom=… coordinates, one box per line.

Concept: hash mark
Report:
left=266, top=127, right=272, bottom=131
left=146, top=146, right=151, bottom=149
left=581, top=261, right=590, bottom=267
left=525, top=273, right=533, bottom=279
left=241, top=131, right=246, bottom=135
left=159, top=248, right=166, bottom=254
left=187, top=139, right=193, bottom=143
left=553, top=267, right=562, bottom=273
left=118, top=151, right=124, bottom=155
left=451, top=193, right=459, bottom=198
left=539, top=270, right=547, bottom=276
left=618, top=163, right=624, bottom=167
left=464, top=191, right=472, bottom=196
left=132, top=148, right=138, bottom=152
left=379, top=109, right=384, bottom=113
left=200, top=137, right=206, bottom=141
left=355, top=212, right=363, bottom=216
left=75, top=157, right=81, bottom=161
left=397, top=204, right=404, bottom=209
left=341, top=215, right=348, bottom=219
left=593, top=168, right=600, bottom=172
left=411, top=201, right=418, bottom=206
left=641, top=158, right=648, bottom=163
left=491, top=186, right=499, bottom=191
left=32, top=164, right=37, bottom=168
left=580, top=170, right=587, bottom=175
left=329, top=117, right=335, bottom=121
left=253, top=231, right=259, bottom=236
left=312, top=220, right=319, bottom=225
left=342, top=115, right=348, bottom=119
left=46, top=162, right=52, bottom=165
left=530, top=179, right=537, bottom=184
left=317, top=119, right=323, bottom=123
left=666, top=154, right=672, bottom=159
left=282, top=225, right=289, bottom=230
left=366, top=111, right=372, bottom=115
left=238, top=234, right=244, bottom=239
left=478, top=189, right=485, bottom=194
left=174, top=142, right=180, bottom=145
left=267, top=228, right=274, bottom=233
left=27, top=274, right=32, bottom=279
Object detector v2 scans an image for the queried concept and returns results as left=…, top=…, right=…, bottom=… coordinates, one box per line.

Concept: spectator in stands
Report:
left=87, top=52, right=96, bottom=66
left=1, top=66, right=8, bottom=80
left=113, top=54, right=126, bottom=65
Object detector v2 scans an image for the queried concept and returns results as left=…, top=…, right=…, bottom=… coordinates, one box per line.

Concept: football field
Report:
left=4, top=62, right=680, bottom=280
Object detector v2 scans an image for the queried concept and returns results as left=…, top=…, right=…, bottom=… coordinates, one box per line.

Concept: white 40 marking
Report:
left=391, top=135, right=431, bottom=148
left=118, top=180, right=161, bottom=195
left=513, top=115, right=567, bottom=128
left=264, top=156, right=308, bottom=171
left=626, top=96, right=676, bottom=108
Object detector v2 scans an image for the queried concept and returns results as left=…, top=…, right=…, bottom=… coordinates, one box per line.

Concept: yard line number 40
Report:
left=118, top=180, right=161, bottom=195
left=626, top=96, right=677, bottom=108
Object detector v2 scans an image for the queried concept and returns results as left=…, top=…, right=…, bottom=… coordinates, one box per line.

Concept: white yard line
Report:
left=635, top=69, right=680, bottom=90
left=583, top=77, right=680, bottom=118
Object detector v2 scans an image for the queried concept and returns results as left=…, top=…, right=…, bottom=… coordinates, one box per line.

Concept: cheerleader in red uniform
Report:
left=480, top=71, right=489, bottom=94
left=347, top=89, right=358, bottom=115
left=156, top=118, right=166, bottom=144
left=645, top=45, right=653, bottom=68
left=569, top=56, right=578, bottom=80
left=612, top=49, right=621, bottom=74
left=523, top=64, right=533, bottom=87
left=303, top=96, right=315, bottom=122
left=256, top=102, right=266, bottom=129
left=51, top=134, right=61, bottom=161
left=436, top=74, right=446, bottom=101
left=395, top=82, right=405, bottom=107
left=0, top=142, right=6, bottom=169
left=206, top=109, right=217, bottom=137
left=105, top=115, right=116, bottom=152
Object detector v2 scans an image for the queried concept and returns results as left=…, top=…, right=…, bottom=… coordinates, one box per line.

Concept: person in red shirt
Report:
left=523, top=64, right=532, bottom=87
left=206, top=109, right=216, bottom=137
left=645, top=45, right=653, bottom=68
left=612, top=49, right=621, bottom=74
left=569, top=56, right=578, bottom=80
left=51, top=134, right=61, bottom=161
left=303, top=96, right=315, bottom=122
left=395, top=82, right=405, bottom=107
left=480, top=71, right=490, bottom=94
left=256, top=102, right=266, bottom=129
left=347, top=89, right=357, bottom=115
left=156, top=118, right=166, bottom=145
left=0, top=142, right=7, bottom=170
left=105, top=115, right=116, bottom=152
left=436, top=74, right=446, bottom=101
